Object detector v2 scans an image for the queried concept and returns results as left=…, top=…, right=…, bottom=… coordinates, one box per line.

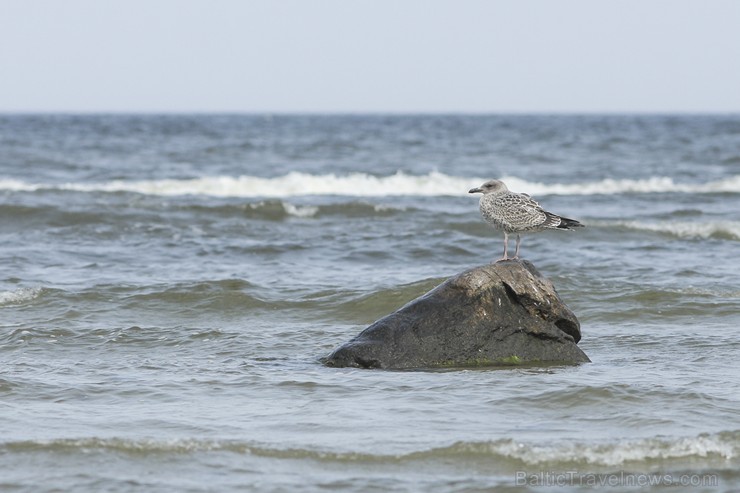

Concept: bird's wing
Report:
left=495, top=193, right=548, bottom=229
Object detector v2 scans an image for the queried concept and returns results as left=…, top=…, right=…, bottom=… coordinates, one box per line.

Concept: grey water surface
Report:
left=1, top=114, right=739, bottom=492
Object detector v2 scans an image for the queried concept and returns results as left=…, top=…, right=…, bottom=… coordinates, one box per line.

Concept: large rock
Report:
left=323, top=260, right=590, bottom=369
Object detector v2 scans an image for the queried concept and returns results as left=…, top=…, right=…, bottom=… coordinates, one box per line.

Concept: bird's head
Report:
left=468, top=179, right=508, bottom=195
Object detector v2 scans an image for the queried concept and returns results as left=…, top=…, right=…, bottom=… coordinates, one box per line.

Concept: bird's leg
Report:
left=496, top=232, right=509, bottom=262
left=513, top=234, right=521, bottom=259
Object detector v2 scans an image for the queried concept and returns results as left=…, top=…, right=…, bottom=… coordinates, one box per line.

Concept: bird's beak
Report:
left=469, top=187, right=482, bottom=194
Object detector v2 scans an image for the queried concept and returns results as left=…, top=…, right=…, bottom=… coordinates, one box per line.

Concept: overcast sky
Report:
left=1, top=0, right=739, bottom=113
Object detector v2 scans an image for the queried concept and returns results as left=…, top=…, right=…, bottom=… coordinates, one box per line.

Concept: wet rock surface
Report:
left=323, top=260, right=590, bottom=369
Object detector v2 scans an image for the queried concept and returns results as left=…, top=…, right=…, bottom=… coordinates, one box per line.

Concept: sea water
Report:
left=1, top=114, right=739, bottom=492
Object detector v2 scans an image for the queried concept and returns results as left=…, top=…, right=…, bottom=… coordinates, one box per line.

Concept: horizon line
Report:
left=2, top=109, right=740, bottom=116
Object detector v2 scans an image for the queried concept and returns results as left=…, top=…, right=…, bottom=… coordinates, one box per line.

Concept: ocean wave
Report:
left=2, top=431, right=738, bottom=468
left=2, top=172, right=740, bottom=197
left=508, top=175, right=740, bottom=196
left=241, top=200, right=407, bottom=219
left=0, top=172, right=470, bottom=197
left=473, top=433, right=740, bottom=467
left=610, top=220, right=740, bottom=240
left=111, top=279, right=283, bottom=315
left=0, top=287, right=42, bottom=306
left=324, top=278, right=446, bottom=324
left=238, top=200, right=319, bottom=219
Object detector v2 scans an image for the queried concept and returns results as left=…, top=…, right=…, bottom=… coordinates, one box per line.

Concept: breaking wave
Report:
left=0, top=287, right=43, bottom=306
left=1, top=172, right=739, bottom=197
left=2, top=431, right=737, bottom=468
left=610, top=220, right=740, bottom=240
left=465, top=433, right=739, bottom=467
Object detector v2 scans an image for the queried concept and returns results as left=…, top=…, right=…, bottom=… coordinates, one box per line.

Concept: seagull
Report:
left=469, top=179, right=584, bottom=262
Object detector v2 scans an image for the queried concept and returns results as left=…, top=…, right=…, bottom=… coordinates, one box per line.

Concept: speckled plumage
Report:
left=469, top=179, right=584, bottom=262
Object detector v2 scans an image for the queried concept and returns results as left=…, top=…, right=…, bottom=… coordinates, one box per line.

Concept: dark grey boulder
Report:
left=323, top=260, right=590, bottom=369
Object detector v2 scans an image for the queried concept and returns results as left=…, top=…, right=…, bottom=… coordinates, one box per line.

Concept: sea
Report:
left=1, top=114, right=739, bottom=492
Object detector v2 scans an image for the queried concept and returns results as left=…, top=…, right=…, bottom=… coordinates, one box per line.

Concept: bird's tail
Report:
left=556, top=216, right=585, bottom=230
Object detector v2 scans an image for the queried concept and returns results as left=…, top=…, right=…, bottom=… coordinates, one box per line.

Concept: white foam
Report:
left=282, top=202, right=319, bottom=218
left=2, top=172, right=740, bottom=197
left=502, top=175, right=740, bottom=196
left=491, top=433, right=738, bottom=466
left=0, top=178, right=40, bottom=192
left=612, top=220, right=740, bottom=240
left=0, top=287, right=42, bottom=305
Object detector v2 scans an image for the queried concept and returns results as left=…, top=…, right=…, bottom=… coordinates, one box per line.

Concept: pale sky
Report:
left=1, top=0, right=739, bottom=113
